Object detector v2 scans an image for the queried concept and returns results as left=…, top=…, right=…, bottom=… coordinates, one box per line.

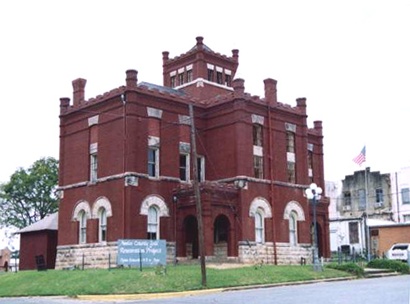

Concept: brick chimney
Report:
left=296, top=97, right=307, bottom=114
left=264, top=78, right=277, bottom=105
left=232, top=78, right=245, bottom=97
left=126, top=69, right=138, bottom=88
left=72, top=78, right=86, bottom=107
left=59, top=97, right=70, bottom=114
left=196, top=36, right=204, bottom=51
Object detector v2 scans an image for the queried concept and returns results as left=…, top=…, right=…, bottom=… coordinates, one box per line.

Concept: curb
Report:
left=76, top=276, right=357, bottom=302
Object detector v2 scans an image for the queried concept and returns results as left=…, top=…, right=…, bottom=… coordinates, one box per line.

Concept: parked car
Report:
left=387, top=243, right=410, bottom=262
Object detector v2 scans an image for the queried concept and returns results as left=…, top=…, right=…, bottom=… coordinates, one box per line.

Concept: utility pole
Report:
left=189, top=103, right=207, bottom=287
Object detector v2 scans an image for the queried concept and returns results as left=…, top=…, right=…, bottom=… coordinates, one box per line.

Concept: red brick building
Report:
left=56, top=37, right=329, bottom=268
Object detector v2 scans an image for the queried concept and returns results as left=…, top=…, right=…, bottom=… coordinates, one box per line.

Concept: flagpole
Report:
left=364, top=166, right=371, bottom=261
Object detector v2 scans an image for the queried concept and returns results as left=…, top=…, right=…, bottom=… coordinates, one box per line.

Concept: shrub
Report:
left=367, top=259, right=410, bottom=274
left=326, top=262, right=365, bottom=277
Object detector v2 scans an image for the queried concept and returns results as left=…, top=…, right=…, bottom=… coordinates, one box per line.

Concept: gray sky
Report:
left=1, top=0, right=409, bottom=185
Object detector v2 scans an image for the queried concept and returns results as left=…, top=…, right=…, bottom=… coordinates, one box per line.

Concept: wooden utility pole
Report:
left=189, top=103, right=207, bottom=287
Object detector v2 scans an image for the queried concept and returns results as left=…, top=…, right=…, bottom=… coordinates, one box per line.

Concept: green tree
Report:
left=0, top=157, right=59, bottom=229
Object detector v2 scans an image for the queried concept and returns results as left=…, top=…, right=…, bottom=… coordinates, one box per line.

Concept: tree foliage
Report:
left=0, top=157, right=59, bottom=229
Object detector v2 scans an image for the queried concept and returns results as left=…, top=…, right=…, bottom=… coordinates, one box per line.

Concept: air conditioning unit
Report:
left=343, top=205, right=351, bottom=211
left=125, top=175, right=138, bottom=187
left=375, top=202, right=384, bottom=208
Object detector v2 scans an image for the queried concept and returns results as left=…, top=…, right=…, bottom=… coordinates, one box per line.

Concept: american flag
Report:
left=353, top=146, right=366, bottom=166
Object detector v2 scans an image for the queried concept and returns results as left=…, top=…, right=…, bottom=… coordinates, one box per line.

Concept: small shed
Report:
left=0, top=247, right=11, bottom=271
left=17, top=212, right=58, bottom=270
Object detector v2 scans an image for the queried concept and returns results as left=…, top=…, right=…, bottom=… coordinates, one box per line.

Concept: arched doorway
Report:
left=214, top=215, right=230, bottom=258
left=183, top=216, right=199, bottom=259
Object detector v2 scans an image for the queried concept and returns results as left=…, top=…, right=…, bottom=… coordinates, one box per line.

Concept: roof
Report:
left=17, top=212, right=58, bottom=234
left=368, top=218, right=410, bottom=228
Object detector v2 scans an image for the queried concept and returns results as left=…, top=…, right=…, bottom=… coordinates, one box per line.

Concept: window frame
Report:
left=148, top=147, right=159, bottom=178
left=79, top=210, right=87, bottom=244
left=90, top=153, right=98, bottom=183
left=289, top=211, right=298, bottom=246
left=179, top=153, right=190, bottom=181
left=98, top=208, right=107, bottom=243
left=147, top=205, right=159, bottom=240
left=255, top=209, right=265, bottom=243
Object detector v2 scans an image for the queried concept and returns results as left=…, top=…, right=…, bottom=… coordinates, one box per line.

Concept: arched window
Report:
left=98, top=208, right=107, bottom=242
left=147, top=206, right=159, bottom=240
left=255, top=209, right=264, bottom=243
left=79, top=210, right=87, bottom=244
left=289, top=211, right=298, bottom=246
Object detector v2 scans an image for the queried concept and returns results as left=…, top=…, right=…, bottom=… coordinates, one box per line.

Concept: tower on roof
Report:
left=162, top=36, right=239, bottom=100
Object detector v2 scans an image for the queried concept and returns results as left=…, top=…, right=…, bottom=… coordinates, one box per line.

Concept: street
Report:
left=0, top=275, right=409, bottom=304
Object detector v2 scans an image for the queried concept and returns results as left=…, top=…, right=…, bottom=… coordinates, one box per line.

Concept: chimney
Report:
left=296, top=97, right=307, bottom=114
left=59, top=97, right=70, bottom=114
left=72, top=78, right=86, bottom=107
left=232, top=49, right=239, bottom=63
left=126, top=69, right=138, bottom=88
left=232, top=78, right=245, bottom=97
left=314, top=120, right=323, bottom=134
left=264, top=78, right=277, bottom=104
left=196, top=36, right=204, bottom=50
left=162, top=51, right=169, bottom=64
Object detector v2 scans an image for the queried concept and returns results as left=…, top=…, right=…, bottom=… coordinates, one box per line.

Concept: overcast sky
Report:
left=1, top=0, right=409, bottom=186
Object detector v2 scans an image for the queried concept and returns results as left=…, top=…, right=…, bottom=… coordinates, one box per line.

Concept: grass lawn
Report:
left=0, top=264, right=352, bottom=297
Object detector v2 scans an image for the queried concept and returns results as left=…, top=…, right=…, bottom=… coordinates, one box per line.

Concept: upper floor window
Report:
left=147, top=206, right=159, bottom=240
left=358, top=189, right=366, bottom=210
left=178, top=73, right=184, bottom=86
left=287, top=161, right=296, bottom=183
left=148, top=147, right=159, bottom=178
left=187, top=70, right=193, bottom=82
left=197, top=155, right=205, bottom=182
left=253, top=124, right=263, bottom=147
left=90, top=153, right=98, bottom=183
left=286, top=131, right=295, bottom=153
left=216, top=71, right=223, bottom=84
left=79, top=210, right=87, bottom=244
left=344, top=191, right=352, bottom=206
left=225, top=74, right=231, bottom=86
left=98, top=208, right=107, bottom=242
left=254, top=156, right=263, bottom=179
left=375, top=188, right=384, bottom=203
left=207, top=69, right=214, bottom=81
left=179, top=153, right=190, bottom=181
left=170, top=75, right=176, bottom=88
left=402, top=188, right=410, bottom=204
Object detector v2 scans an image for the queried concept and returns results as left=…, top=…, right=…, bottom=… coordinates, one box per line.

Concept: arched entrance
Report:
left=183, top=216, right=199, bottom=259
left=214, top=214, right=230, bottom=258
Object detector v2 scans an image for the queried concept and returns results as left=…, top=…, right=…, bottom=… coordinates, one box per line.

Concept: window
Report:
left=254, top=155, right=263, bottom=179
left=90, top=153, right=98, bottom=183
left=402, top=188, right=410, bottom=204
left=253, top=124, right=263, bottom=146
left=307, top=150, right=313, bottom=183
left=375, top=188, right=384, bottom=204
left=197, top=156, right=205, bottom=182
left=216, top=71, right=223, bottom=84
left=289, top=211, right=298, bottom=246
left=403, top=214, right=410, bottom=222
left=286, top=132, right=295, bottom=153
left=148, top=147, right=159, bottom=178
left=207, top=69, right=214, bottom=81
left=187, top=70, right=193, bottom=82
left=286, top=131, right=296, bottom=183
left=344, top=192, right=352, bottom=206
left=79, top=210, right=87, bottom=244
left=358, top=189, right=366, bottom=210
left=98, top=208, right=107, bottom=242
left=178, top=73, right=184, bottom=85
left=179, top=154, right=189, bottom=181
left=170, top=75, right=176, bottom=88
left=147, top=206, right=159, bottom=240
left=349, top=222, right=359, bottom=244
left=255, top=209, right=264, bottom=243
left=225, top=74, right=231, bottom=86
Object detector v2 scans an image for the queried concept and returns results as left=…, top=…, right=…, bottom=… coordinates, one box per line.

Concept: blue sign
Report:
left=117, top=239, right=166, bottom=267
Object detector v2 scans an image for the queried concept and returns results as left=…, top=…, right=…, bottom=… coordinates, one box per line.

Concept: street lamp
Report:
left=305, top=183, right=323, bottom=272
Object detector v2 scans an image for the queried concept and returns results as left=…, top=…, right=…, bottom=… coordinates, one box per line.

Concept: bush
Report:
left=367, top=259, right=410, bottom=274
left=326, top=262, right=365, bottom=277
